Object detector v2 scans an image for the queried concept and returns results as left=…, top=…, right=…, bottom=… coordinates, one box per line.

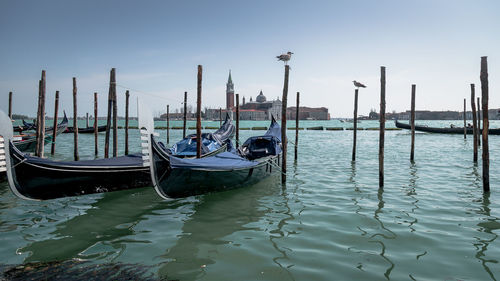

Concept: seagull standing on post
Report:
left=353, top=80, right=367, bottom=89
left=276, top=51, right=293, bottom=65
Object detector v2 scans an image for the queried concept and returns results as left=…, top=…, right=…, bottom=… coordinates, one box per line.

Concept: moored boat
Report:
left=64, top=125, right=108, bottom=134
left=13, top=113, right=69, bottom=152
left=141, top=107, right=282, bottom=199
left=0, top=109, right=238, bottom=200
left=395, top=120, right=500, bottom=135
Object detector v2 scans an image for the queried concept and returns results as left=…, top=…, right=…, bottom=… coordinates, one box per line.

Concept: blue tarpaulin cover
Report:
left=168, top=117, right=281, bottom=171
left=168, top=114, right=235, bottom=156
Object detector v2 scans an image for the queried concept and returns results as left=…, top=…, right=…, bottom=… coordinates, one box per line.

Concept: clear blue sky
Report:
left=1, top=0, right=499, bottom=118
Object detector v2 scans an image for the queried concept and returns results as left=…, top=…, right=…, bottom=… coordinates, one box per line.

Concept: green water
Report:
left=1, top=120, right=500, bottom=280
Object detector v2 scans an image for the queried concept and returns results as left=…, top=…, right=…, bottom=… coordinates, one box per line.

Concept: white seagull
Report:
left=276, top=51, right=293, bottom=65
left=353, top=80, right=367, bottom=88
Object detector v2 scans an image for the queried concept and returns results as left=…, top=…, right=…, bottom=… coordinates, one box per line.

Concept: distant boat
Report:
left=64, top=125, right=108, bottom=134
left=395, top=120, right=500, bottom=135
left=13, top=113, right=69, bottom=152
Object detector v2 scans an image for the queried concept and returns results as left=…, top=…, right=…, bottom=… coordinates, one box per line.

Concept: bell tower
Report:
left=226, top=70, right=234, bottom=109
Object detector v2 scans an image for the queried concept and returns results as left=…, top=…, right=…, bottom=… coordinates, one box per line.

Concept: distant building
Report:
left=286, top=106, right=329, bottom=120
left=240, top=90, right=282, bottom=120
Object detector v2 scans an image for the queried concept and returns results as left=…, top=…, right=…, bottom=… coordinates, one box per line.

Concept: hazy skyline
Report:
left=1, top=0, right=499, bottom=118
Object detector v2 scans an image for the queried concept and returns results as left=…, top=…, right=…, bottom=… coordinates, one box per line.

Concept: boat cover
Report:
left=168, top=117, right=281, bottom=170
left=168, top=114, right=235, bottom=156
left=169, top=151, right=259, bottom=170
left=19, top=150, right=144, bottom=167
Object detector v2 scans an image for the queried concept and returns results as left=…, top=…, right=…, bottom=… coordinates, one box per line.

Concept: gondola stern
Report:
left=137, top=100, right=173, bottom=200
left=0, top=110, right=39, bottom=201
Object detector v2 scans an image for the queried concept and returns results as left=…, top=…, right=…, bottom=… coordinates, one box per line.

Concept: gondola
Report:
left=0, top=110, right=236, bottom=200
left=13, top=113, right=69, bottom=152
left=142, top=107, right=282, bottom=199
left=64, top=125, right=108, bottom=134
left=395, top=120, right=500, bottom=135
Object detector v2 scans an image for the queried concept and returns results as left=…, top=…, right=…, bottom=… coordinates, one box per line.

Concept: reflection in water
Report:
left=404, top=163, right=419, bottom=232
left=372, top=187, right=395, bottom=280
left=268, top=177, right=305, bottom=281
left=20, top=188, right=171, bottom=263
left=474, top=192, right=499, bottom=280
left=157, top=176, right=281, bottom=281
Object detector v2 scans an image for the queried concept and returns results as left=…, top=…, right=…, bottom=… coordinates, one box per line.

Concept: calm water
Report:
left=1, top=119, right=500, bottom=280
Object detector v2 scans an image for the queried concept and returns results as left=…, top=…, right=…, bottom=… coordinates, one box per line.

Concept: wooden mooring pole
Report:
left=125, top=90, right=130, bottom=155
left=94, top=92, right=98, bottom=156
left=352, top=89, right=359, bottom=161
left=36, top=71, right=46, bottom=157
left=112, top=80, right=118, bottom=157
left=281, top=65, right=290, bottom=184
left=471, top=84, right=478, bottom=163
left=50, top=91, right=59, bottom=155
left=86, top=113, right=89, bottom=128
left=477, top=97, right=481, bottom=146
left=379, top=66, right=386, bottom=188
left=183, top=91, right=187, bottom=139
left=236, top=94, right=240, bottom=147
left=196, top=65, right=202, bottom=159
left=219, top=107, right=222, bottom=126
left=410, top=84, right=416, bottom=162
left=463, top=98, right=467, bottom=139
left=8, top=91, right=12, bottom=120
left=73, top=77, right=79, bottom=161
left=480, top=56, right=489, bottom=193
left=295, top=92, right=300, bottom=162
left=104, top=68, right=115, bottom=158
left=166, top=104, right=170, bottom=144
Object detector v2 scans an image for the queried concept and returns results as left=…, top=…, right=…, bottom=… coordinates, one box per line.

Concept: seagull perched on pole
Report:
left=276, top=51, right=293, bottom=65
left=353, top=80, right=367, bottom=88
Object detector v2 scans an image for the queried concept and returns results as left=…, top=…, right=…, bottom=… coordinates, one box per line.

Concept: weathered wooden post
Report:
left=477, top=97, right=481, bottom=146
left=94, top=92, right=98, bottom=156
left=281, top=65, right=290, bottom=184
left=8, top=91, right=12, bottom=120
left=295, top=92, right=300, bottom=162
left=352, top=89, right=359, bottom=161
left=35, top=80, right=42, bottom=156
left=410, top=84, right=416, bottom=162
left=379, top=66, right=386, bottom=188
left=73, top=77, right=79, bottom=161
left=236, top=94, right=240, bottom=147
left=471, top=84, right=478, bottom=163
left=183, top=91, right=187, bottom=138
left=86, top=112, right=89, bottom=128
left=112, top=81, right=118, bottom=157
left=196, top=65, right=202, bottom=158
left=219, top=107, right=222, bottom=126
left=166, top=104, right=170, bottom=144
left=50, top=91, right=59, bottom=155
left=125, top=90, right=130, bottom=155
left=104, top=68, right=115, bottom=158
left=463, top=98, right=467, bottom=139
left=480, top=56, right=489, bottom=192
left=36, top=70, right=46, bottom=157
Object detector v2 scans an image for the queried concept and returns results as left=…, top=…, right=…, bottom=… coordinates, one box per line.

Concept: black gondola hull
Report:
left=64, top=125, right=108, bottom=134
left=151, top=135, right=280, bottom=198
left=8, top=143, right=150, bottom=200
left=395, top=120, right=500, bottom=135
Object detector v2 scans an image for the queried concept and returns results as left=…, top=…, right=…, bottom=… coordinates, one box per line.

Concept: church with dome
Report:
left=204, top=71, right=328, bottom=121
left=224, top=71, right=282, bottom=120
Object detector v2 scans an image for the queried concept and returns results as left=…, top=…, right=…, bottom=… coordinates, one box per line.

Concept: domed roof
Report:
left=256, top=90, right=266, bottom=103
